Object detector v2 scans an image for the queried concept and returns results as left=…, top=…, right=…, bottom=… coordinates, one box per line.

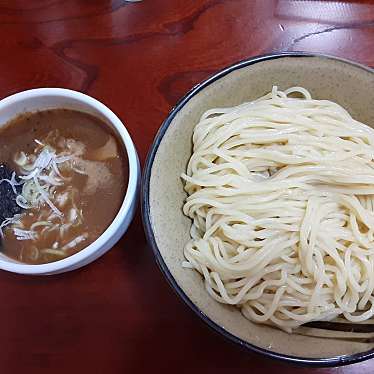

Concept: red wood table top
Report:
left=0, top=1, right=373, bottom=373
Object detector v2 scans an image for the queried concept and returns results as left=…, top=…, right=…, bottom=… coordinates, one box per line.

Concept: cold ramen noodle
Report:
left=0, top=109, right=128, bottom=264
left=182, top=87, right=374, bottom=332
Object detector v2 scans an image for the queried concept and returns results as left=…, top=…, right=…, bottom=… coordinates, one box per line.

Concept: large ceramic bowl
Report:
left=142, top=53, right=374, bottom=366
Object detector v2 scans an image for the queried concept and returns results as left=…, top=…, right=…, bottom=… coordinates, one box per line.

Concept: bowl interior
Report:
left=148, top=55, right=374, bottom=362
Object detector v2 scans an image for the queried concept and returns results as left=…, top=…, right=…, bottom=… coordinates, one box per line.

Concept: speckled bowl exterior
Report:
left=142, top=53, right=374, bottom=366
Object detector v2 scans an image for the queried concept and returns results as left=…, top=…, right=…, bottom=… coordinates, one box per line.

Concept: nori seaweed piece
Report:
left=0, top=164, right=23, bottom=225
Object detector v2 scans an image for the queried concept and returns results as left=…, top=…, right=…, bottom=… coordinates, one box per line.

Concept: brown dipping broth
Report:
left=0, top=109, right=128, bottom=264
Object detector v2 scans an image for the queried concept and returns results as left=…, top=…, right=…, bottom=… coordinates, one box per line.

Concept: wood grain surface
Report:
left=0, top=1, right=373, bottom=373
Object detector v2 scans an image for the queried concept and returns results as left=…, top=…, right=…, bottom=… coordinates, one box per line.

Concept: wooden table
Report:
left=0, top=1, right=373, bottom=373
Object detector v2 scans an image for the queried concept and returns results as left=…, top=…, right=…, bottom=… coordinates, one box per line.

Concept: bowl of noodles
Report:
left=142, top=52, right=374, bottom=366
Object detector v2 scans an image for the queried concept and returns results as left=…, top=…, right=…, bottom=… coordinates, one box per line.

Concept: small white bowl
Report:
left=0, top=88, right=140, bottom=275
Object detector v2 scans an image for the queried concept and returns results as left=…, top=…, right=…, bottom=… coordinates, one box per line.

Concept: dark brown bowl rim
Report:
left=141, top=52, right=374, bottom=367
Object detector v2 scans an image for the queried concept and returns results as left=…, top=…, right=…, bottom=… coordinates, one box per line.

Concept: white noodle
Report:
left=0, top=215, right=22, bottom=237
left=0, top=171, right=22, bottom=194
left=13, top=228, right=37, bottom=241
left=34, top=139, right=45, bottom=146
left=61, top=233, right=88, bottom=250
left=182, top=86, right=374, bottom=332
